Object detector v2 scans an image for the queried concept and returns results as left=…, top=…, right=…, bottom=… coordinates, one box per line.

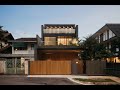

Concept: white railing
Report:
left=43, top=29, right=75, bottom=34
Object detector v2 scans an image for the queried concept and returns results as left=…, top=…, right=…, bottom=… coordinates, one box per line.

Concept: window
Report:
left=14, top=47, right=27, bottom=50
left=57, top=36, right=72, bottom=45
left=31, top=44, right=34, bottom=50
left=107, top=30, right=109, bottom=39
left=100, top=33, right=103, bottom=43
left=44, top=37, right=56, bottom=45
left=13, top=42, right=27, bottom=50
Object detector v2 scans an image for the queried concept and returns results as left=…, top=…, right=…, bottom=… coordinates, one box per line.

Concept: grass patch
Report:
left=74, top=78, right=116, bottom=82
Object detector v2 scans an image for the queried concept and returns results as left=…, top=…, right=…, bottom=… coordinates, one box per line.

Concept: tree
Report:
left=79, top=34, right=110, bottom=60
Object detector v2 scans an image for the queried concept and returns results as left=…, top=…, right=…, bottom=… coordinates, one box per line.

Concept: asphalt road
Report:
left=0, top=76, right=80, bottom=85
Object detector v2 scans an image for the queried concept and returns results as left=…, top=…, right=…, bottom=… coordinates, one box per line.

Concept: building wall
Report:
left=0, top=61, right=5, bottom=74
left=97, top=29, right=116, bottom=43
left=37, top=52, right=79, bottom=60
left=12, top=43, right=35, bottom=54
left=25, top=61, right=28, bottom=74
left=109, top=29, right=115, bottom=39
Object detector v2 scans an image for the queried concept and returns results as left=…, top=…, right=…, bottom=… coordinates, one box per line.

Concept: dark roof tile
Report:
left=15, top=38, right=37, bottom=41
left=106, top=24, right=120, bottom=37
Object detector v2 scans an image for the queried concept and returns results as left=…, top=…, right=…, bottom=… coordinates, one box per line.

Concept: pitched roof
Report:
left=15, top=38, right=37, bottom=41
left=92, top=23, right=120, bottom=38
left=9, top=38, right=37, bottom=42
left=106, top=24, right=120, bottom=37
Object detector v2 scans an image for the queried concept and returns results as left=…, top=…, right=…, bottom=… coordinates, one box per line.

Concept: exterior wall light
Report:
left=76, top=62, right=78, bottom=64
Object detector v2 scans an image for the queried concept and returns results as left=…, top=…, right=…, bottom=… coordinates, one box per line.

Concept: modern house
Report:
left=35, top=24, right=79, bottom=60
left=0, top=24, right=82, bottom=75
left=29, top=24, right=82, bottom=75
left=92, top=23, right=120, bottom=63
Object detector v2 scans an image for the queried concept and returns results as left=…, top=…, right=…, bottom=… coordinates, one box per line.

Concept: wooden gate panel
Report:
left=29, top=60, right=71, bottom=75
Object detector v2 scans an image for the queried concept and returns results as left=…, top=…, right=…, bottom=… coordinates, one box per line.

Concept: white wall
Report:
left=25, top=61, right=28, bottom=74
left=98, top=29, right=116, bottom=43
left=109, top=29, right=113, bottom=39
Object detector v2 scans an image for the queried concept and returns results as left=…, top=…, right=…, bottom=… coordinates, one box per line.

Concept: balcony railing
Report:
left=43, top=29, right=75, bottom=34
left=0, top=54, right=34, bottom=58
left=37, top=41, right=80, bottom=50
left=38, top=41, right=79, bottom=46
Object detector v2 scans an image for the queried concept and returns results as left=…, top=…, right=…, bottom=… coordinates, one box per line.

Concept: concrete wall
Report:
left=86, top=60, right=106, bottom=75
left=0, top=61, right=5, bottom=74
left=12, top=43, right=35, bottom=54
left=25, top=61, right=28, bottom=74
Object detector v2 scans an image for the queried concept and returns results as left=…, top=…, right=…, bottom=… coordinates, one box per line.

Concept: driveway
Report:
left=0, top=75, right=80, bottom=85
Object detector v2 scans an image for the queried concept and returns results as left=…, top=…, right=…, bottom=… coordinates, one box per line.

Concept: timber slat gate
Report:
left=29, top=60, right=71, bottom=75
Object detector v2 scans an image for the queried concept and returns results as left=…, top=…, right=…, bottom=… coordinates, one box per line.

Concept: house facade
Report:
left=0, top=24, right=82, bottom=75
left=35, top=24, right=80, bottom=60
left=92, top=24, right=120, bottom=63
left=28, top=24, right=82, bottom=75
left=0, top=37, right=37, bottom=74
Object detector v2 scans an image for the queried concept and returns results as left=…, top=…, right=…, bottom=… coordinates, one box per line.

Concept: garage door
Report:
left=29, top=60, right=71, bottom=75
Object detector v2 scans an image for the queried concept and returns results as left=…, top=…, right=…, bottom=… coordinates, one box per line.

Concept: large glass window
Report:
left=57, top=36, right=72, bottom=45
left=44, top=37, right=56, bottom=45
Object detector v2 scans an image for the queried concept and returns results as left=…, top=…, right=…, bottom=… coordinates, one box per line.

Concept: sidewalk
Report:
left=27, top=75, right=120, bottom=85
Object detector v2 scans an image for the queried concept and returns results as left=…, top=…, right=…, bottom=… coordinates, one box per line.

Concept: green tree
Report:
left=79, top=34, right=110, bottom=60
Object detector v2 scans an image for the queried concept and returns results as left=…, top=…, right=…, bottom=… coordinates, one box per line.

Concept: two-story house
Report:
left=29, top=24, right=82, bottom=75
left=92, top=23, right=120, bottom=63
left=0, top=37, right=37, bottom=74
left=0, top=26, right=14, bottom=74
left=0, top=24, right=81, bottom=75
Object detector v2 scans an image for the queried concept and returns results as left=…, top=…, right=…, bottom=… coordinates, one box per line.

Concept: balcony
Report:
left=43, top=29, right=75, bottom=34
left=0, top=54, right=34, bottom=58
left=37, top=41, right=80, bottom=50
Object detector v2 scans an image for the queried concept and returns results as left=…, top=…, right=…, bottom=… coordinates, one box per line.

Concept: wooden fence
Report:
left=29, top=60, right=71, bottom=75
left=85, top=60, right=106, bottom=75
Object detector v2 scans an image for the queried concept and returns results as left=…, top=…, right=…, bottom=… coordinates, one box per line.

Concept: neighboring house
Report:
left=0, top=37, right=37, bottom=74
left=92, top=23, right=120, bottom=63
left=30, top=24, right=81, bottom=75
left=0, top=26, right=14, bottom=74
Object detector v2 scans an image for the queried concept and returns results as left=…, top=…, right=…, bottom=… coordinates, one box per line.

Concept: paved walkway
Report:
left=0, top=75, right=79, bottom=85
left=0, top=75, right=120, bottom=85
left=28, top=75, right=120, bottom=85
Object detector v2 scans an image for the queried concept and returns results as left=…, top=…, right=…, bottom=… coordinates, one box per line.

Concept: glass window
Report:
left=58, top=36, right=72, bottom=45
left=14, top=47, right=27, bottom=50
left=31, top=44, right=34, bottom=50
left=44, top=37, right=56, bottom=45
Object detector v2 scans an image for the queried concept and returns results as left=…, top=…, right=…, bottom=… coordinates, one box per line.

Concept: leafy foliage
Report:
left=79, top=35, right=111, bottom=60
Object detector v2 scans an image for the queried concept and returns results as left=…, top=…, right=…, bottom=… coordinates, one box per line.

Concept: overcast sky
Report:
left=0, top=5, right=120, bottom=39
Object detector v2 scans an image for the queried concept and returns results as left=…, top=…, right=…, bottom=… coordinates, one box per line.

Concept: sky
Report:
left=0, top=5, right=120, bottom=40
